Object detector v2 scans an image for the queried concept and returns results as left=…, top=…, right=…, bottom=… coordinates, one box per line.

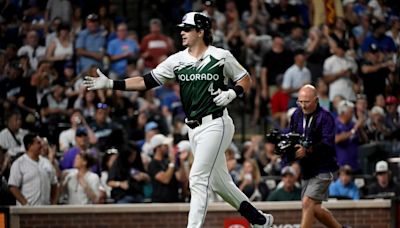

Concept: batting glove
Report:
left=213, top=89, right=237, bottom=106
left=83, top=68, right=113, bottom=90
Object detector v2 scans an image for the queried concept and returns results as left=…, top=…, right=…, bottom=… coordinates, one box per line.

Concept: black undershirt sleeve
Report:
left=143, top=73, right=161, bottom=90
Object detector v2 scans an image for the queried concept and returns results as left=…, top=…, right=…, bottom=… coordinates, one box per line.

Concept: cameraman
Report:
left=283, top=85, right=342, bottom=228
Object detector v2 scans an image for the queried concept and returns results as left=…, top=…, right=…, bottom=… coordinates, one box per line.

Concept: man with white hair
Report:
left=334, top=100, right=367, bottom=173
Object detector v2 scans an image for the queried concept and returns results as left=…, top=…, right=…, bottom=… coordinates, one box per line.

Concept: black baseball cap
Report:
left=177, top=12, right=211, bottom=30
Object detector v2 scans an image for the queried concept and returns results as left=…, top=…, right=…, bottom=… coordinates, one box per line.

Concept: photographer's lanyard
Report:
left=302, top=116, right=313, bottom=138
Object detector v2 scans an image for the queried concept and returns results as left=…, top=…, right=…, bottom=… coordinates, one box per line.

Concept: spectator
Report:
left=282, top=49, right=311, bottom=108
left=61, top=152, right=100, bottom=204
left=59, top=126, right=100, bottom=173
left=89, top=103, right=116, bottom=151
left=284, top=24, right=306, bottom=52
left=386, top=16, right=400, bottom=48
left=17, top=30, right=46, bottom=70
left=39, top=137, right=60, bottom=179
left=334, top=100, right=367, bottom=173
left=58, top=110, right=97, bottom=152
left=304, top=25, right=331, bottom=83
left=360, top=44, right=396, bottom=108
left=269, top=0, right=300, bottom=34
left=267, top=166, right=301, bottom=201
left=71, top=7, right=83, bottom=36
left=269, top=74, right=290, bottom=129
left=260, top=34, right=293, bottom=102
left=354, top=94, right=369, bottom=124
left=328, top=165, right=360, bottom=200
left=361, top=19, right=397, bottom=54
left=39, top=79, right=72, bottom=143
left=241, top=0, right=269, bottom=35
left=98, top=4, right=115, bottom=37
left=147, top=134, right=188, bottom=202
left=352, top=14, right=371, bottom=47
left=366, top=160, right=400, bottom=198
left=237, top=159, right=269, bottom=201
left=0, top=111, right=29, bottom=158
left=140, top=19, right=174, bottom=71
left=225, top=147, right=241, bottom=184
left=224, top=1, right=246, bottom=60
left=75, top=14, right=106, bottom=74
left=8, top=133, right=58, bottom=205
left=323, top=37, right=357, bottom=102
left=107, top=143, right=150, bottom=203
left=316, top=78, right=331, bottom=111
left=365, top=106, right=391, bottom=141
left=73, top=89, right=100, bottom=122
left=201, top=0, right=226, bottom=32
left=45, top=24, right=73, bottom=76
left=384, top=96, right=400, bottom=139
left=45, top=0, right=72, bottom=24
left=258, top=142, right=281, bottom=176
left=99, top=148, right=118, bottom=203
left=107, top=23, right=140, bottom=78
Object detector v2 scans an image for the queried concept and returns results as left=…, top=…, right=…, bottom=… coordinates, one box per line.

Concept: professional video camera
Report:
left=265, top=130, right=312, bottom=155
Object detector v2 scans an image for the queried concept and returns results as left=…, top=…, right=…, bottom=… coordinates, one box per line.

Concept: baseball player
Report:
left=83, top=12, right=273, bottom=228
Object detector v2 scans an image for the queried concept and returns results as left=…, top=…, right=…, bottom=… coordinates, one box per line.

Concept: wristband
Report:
left=113, top=80, right=126, bottom=90
left=232, top=85, right=244, bottom=96
left=168, top=163, right=175, bottom=169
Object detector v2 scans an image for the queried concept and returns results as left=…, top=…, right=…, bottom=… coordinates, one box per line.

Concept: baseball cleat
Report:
left=251, top=211, right=274, bottom=228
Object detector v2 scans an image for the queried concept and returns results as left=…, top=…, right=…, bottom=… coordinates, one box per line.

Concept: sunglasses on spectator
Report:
left=97, top=103, right=108, bottom=109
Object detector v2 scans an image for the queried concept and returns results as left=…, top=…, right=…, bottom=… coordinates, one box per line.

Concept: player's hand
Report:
left=83, top=68, right=113, bottom=90
left=213, top=89, right=237, bottom=106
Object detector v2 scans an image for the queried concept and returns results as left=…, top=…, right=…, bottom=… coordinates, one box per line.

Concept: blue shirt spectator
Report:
left=107, top=23, right=139, bottom=76
left=329, top=165, right=360, bottom=200
left=75, top=14, right=106, bottom=73
left=361, top=20, right=397, bottom=53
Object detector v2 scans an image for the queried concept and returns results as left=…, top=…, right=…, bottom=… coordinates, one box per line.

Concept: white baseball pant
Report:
left=187, top=110, right=249, bottom=228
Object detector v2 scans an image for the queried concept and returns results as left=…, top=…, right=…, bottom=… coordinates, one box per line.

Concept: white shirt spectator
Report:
left=282, top=64, right=311, bottom=98
left=17, top=45, right=46, bottom=70
left=0, top=128, right=28, bottom=156
left=323, top=55, right=357, bottom=101
left=8, top=154, right=58, bottom=205
left=62, top=169, right=100, bottom=205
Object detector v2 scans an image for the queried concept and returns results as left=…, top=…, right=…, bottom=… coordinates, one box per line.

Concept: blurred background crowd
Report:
left=0, top=0, right=400, bottom=205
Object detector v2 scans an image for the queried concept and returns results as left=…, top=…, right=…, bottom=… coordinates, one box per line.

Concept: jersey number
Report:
left=208, top=83, right=221, bottom=96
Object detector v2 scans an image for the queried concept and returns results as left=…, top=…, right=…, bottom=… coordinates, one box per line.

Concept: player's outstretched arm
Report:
left=83, top=68, right=147, bottom=91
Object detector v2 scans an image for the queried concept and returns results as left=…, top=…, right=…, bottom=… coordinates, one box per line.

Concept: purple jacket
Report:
left=283, top=105, right=339, bottom=180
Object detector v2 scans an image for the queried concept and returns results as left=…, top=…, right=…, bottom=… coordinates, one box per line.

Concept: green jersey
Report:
left=152, top=46, right=248, bottom=120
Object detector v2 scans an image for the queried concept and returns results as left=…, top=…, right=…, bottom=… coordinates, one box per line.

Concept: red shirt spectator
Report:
left=140, top=19, right=174, bottom=69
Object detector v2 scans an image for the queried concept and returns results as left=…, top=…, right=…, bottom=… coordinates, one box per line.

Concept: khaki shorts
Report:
left=301, top=172, right=333, bottom=202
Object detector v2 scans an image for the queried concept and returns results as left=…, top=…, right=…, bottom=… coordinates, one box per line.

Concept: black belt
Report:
left=185, top=110, right=225, bottom=129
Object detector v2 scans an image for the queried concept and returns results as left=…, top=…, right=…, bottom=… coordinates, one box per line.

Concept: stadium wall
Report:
left=9, top=200, right=392, bottom=228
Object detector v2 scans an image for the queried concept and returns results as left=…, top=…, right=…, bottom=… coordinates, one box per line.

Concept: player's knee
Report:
left=302, top=196, right=316, bottom=210
left=189, top=175, right=208, bottom=191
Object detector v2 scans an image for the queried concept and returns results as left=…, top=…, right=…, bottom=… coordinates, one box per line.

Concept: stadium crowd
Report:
left=0, top=0, right=400, bottom=205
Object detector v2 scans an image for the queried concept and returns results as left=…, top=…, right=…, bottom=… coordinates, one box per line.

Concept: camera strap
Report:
left=302, top=115, right=314, bottom=138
